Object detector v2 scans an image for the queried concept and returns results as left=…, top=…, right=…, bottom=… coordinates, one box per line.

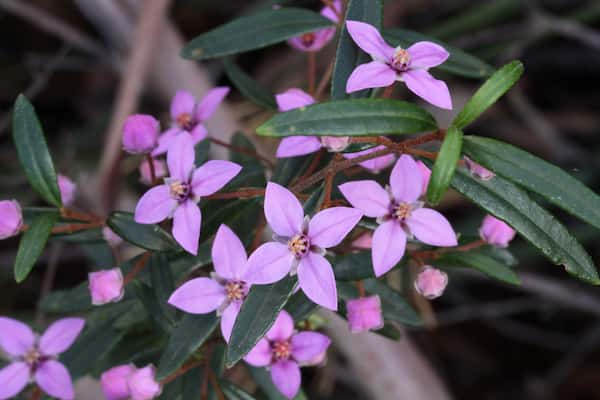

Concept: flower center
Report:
left=301, top=33, right=316, bottom=47
left=23, top=348, right=41, bottom=366
left=288, top=234, right=309, bottom=257
left=391, top=47, right=411, bottom=72
left=170, top=181, right=190, bottom=201
left=272, top=340, right=292, bottom=361
left=176, top=113, right=195, bottom=130
left=392, top=202, right=411, bottom=221
left=225, top=281, right=246, bottom=302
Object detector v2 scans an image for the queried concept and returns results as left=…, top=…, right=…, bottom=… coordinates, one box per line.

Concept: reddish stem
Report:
left=160, top=360, right=203, bottom=385
left=308, top=52, right=317, bottom=95
left=146, top=153, right=157, bottom=185
left=356, top=280, right=366, bottom=298
left=123, top=252, right=151, bottom=285
left=382, top=85, right=394, bottom=98
left=51, top=222, right=103, bottom=234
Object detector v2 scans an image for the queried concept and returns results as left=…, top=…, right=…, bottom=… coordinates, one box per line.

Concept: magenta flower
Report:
left=0, top=317, right=85, bottom=400
left=479, top=214, right=516, bottom=248
left=139, top=158, right=167, bottom=186
left=244, top=311, right=331, bottom=399
left=346, top=295, right=384, bottom=333
left=464, top=157, right=495, bottom=180
left=134, top=133, right=241, bottom=255
left=101, top=364, right=135, bottom=400
left=122, top=114, right=160, bottom=154
left=288, top=0, right=341, bottom=52
left=128, top=365, right=161, bottom=400
left=342, top=145, right=396, bottom=173
left=345, top=21, right=452, bottom=110
left=414, top=266, right=448, bottom=299
left=57, top=174, right=76, bottom=206
left=89, top=268, right=125, bottom=305
left=152, top=87, right=230, bottom=156
left=0, top=200, right=22, bottom=240
left=416, top=160, right=431, bottom=196
left=245, top=182, right=363, bottom=310
left=168, top=224, right=251, bottom=342
left=339, top=155, right=457, bottom=277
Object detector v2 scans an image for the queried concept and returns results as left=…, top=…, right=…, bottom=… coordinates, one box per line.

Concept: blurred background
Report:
left=1, top=1, right=600, bottom=399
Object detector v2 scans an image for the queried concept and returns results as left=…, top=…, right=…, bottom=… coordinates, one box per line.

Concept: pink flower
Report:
left=168, top=224, right=251, bottom=342
left=102, top=226, right=123, bottom=247
left=464, top=157, right=495, bottom=180
left=139, top=158, right=167, bottom=186
left=245, top=183, right=363, bottom=310
left=0, top=317, right=85, bottom=400
left=479, top=214, right=516, bottom=248
left=414, top=266, right=448, bottom=299
left=89, top=268, right=125, bottom=305
left=244, top=311, right=331, bottom=399
left=101, top=364, right=135, bottom=400
left=416, top=160, right=431, bottom=196
left=152, top=87, right=229, bottom=156
left=352, top=232, right=372, bottom=249
left=122, top=114, right=160, bottom=154
left=57, top=174, right=76, bottom=206
left=288, top=0, right=341, bottom=52
left=134, top=133, right=241, bottom=255
left=339, top=155, right=457, bottom=277
left=0, top=200, right=22, bottom=239
left=342, top=145, right=396, bottom=173
left=346, top=295, right=384, bottom=333
left=128, top=365, right=161, bottom=400
left=345, top=21, right=452, bottom=110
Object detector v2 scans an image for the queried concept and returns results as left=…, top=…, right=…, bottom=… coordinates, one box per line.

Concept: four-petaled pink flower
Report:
left=0, top=317, right=85, bottom=400
left=134, top=133, right=241, bottom=255
left=245, top=182, right=363, bottom=310
left=168, top=224, right=252, bottom=342
left=288, top=0, right=341, bottom=52
left=339, top=155, right=457, bottom=276
left=346, top=295, right=384, bottom=333
left=244, top=311, right=331, bottom=399
left=345, top=21, right=452, bottom=110
left=152, top=87, right=230, bottom=156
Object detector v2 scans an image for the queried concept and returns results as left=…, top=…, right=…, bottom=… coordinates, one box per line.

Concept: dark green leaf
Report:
left=363, top=280, right=422, bottom=326
left=272, top=153, right=318, bottom=185
left=150, top=253, right=177, bottom=323
left=195, top=139, right=211, bottom=165
left=39, top=283, right=92, bottom=313
left=220, top=380, right=257, bottom=400
left=224, top=58, right=277, bottom=110
left=437, top=250, right=520, bottom=285
left=285, top=291, right=318, bottom=321
left=14, top=212, right=58, bottom=282
left=181, top=364, right=203, bottom=400
left=227, top=132, right=267, bottom=188
left=107, top=212, right=179, bottom=252
left=427, top=126, right=463, bottom=204
left=331, top=251, right=375, bottom=280
left=201, top=198, right=262, bottom=246
left=169, top=241, right=212, bottom=281
left=132, top=281, right=175, bottom=332
left=302, top=184, right=324, bottom=215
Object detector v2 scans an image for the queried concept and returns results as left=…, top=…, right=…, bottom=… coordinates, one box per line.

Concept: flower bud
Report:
left=479, top=214, right=516, bottom=248
left=464, top=157, right=495, bottom=180
left=416, top=160, right=431, bottom=196
left=139, top=158, right=167, bottom=186
left=321, top=136, right=350, bottom=152
left=89, top=268, right=125, bottom=305
left=415, top=266, right=448, bottom=299
left=101, top=364, right=135, bottom=400
left=128, top=365, right=162, bottom=400
left=352, top=232, right=372, bottom=249
left=346, top=295, right=384, bottom=333
left=102, top=227, right=123, bottom=247
left=0, top=200, right=23, bottom=239
left=122, top=114, right=159, bottom=154
left=57, top=174, right=77, bottom=206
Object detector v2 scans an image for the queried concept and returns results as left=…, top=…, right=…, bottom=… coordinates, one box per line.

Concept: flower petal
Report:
left=190, top=124, right=208, bottom=143
left=191, top=160, right=242, bottom=197
left=213, top=224, right=248, bottom=280
left=402, top=69, right=452, bottom=110
left=35, top=360, right=75, bottom=400
left=297, top=252, right=338, bottom=310
left=407, top=41, right=449, bottom=69
left=266, top=311, right=295, bottom=342
left=39, top=318, right=85, bottom=356
left=276, top=136, right=322, bottom=158
left=338, top=181, right=390, bottom=218
left=168, top=277, right=226, bottom=314
left=345, top=20, right=394, bottom=61
left=151, top=127, right=181, bottom=157
left=0, top=317, right=35, bottom=357
left=271, top=360, right=301, bottom=399
left=342, top=145, right=395, bottom=173
left=275, top=88, right=315, bottom=112
left=346, top=61, right=397, bottom=93
left=389, top=154, right=422, bottom=203
left=170, top=90, right=196, bottom=121
left=134, top=185, right=177, bottom=224
left=243, top=338, right=272, bottom=367
left=0, top=362, right=29, bottom=399
left=406, top=208, right=457, bottom=247
left=196, top=87, right=230, bottom=122
left=291, top=332, right=331, bottom=362
left=245, top=242, right=293, bottom=284
left=321, top=0, right=341, bottom=22
left=288, top=28, right=336, bottom=52
left=172, top=200, right=201, bottom=255
left=372, top=220, right=406, bottom=277
left=308, top=207, right=363, bottom=249
left=220, top=302, right=241, bottom=343
left=167, top=132, right=196, bottom=182
left=264, top=182, right=304, bottom=237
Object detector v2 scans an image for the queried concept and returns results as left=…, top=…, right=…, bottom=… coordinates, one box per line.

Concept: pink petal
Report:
left=402, top=69, right=452, bottom=110
left=415, top=266, right=448, bottom=299
left=191, top=160, right=242, bottom=197
left=35, top=360, right=74, bottom=400
left=0, top=317, right=35, bottom=357
left=196, top=87, right=230, bottom=122
left=170, top=90, right=196, bottom=121
left=407, top=41, right=450, bottom=69
left=101, top=364, right=135, bottom=400
left=220, top=302, right=241, bottom=343
left=151, top=127, right=181, bottom=157
left=264, top=182, right=304, bottom=237
left=271, top=360, right=301, bottom=399
left=352, top=232, right=372, bottom=249
left=168, top=277, right=226, bottom=313
left=320, top=0, right=341, bottom=22
left=167, top=133, right=196, bottom=182
left=244, top=338, right=272, bottom=367
left=291, top=332, right=331, bottom=362
left=288, top=28, right=336, bottom=52
left=297, top=252, right=338, bottom=310
left=372, top=220, right=406, bottom=277
left=57, top=174, right=76, bottom=206
left=212, top=224, right=248, bottom=280
left=345, top=20, right=394, bottom=61
left=342, top=145, right=395, bottom=173
left=245, top=242, right=293, bottom=284
left=346, top=61, right=397, bottom=93
left=172, top=200, right=201, bottom=255
left=275, top=88, right=315, bottom=112
left=346, top=295, right=384, bottom=333
left=308, top=207, right=363, bottom=249
left=479, top=214, right=516, bottom=248
left=276, top=136, right=322, bottom=158
left=416, top=160, right=431, bottom=196
left=39, top=318, right=85, bottom=356
left=190, top=124, right=208, bottom=143
left=406, top=208, right=457, bottom=246
left=389, top=155, right=422, bottom=203
left=338, top=181, right=390, bottom=218
left=134, top=185, right=177, bottom=224
left=266, top=311, right=295, bottom=342
left=0, top=362, right=29, bottom=399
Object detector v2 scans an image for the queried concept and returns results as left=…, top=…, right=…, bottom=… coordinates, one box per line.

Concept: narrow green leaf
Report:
left=132, top=282, right=175, bottom=333
left=195, top=138, right=211, bottom=165
left=14, top=212, right=58, bottom=282
left=257, top=99, right=437, bottom=137
left=285, top=291, right=318, bottom=322
left=12, top=95, right=62, bottom=207
left=452, top=60, right=524, bottom=129
left=427, top=126, right=463, bottom=204
left=39, top=283, right=92, bottom=313
left=272, top=153, right=319, bottom=185
left=181, top=364, right=203, bottom=400
left=150, top=253, right=177, bottom=323
left=228, top=132, right=267, bottom=188
left=201, top=198, right=262, bottom=246
left=182, top=8, right=333, bottom=60
left=169, top=241, right=212, bottom=281
left=331, top=251, right=375, bottom=281
left=302, top=184, right=324, bottom=215
left=224, top=58, right=277, bottom=110
left=220, top=380, right=257, bottom=400
left=437, top=250, right=521, bottom=285
left=107, top=211, right=179, bottom=252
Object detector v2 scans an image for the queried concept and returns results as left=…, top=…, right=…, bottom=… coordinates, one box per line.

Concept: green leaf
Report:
left=195, top=138, right=211, bottom=165
left=169, top=241, right=212, bottom=281
left=272, top=153, right=318, bottom=186
left=107, top=211, right=179, bottom=252
left=201, top=198, right=262, bottom=246
left=427, top=126, right=463, bottom=204
left=285, top=291, right=318, bottom=322
left=12, top=95, right=62, bottom=207
left=257, top=99, right=437, bottom=137
left=220, top=380, right=257, bottom=400
left=14, top=212, right=58, bottom=282
left=223, top=58, right=277, bottom=110
left=182, top=8, right=334, bottom=60
left=39, top=283, right=92, bottom=313
left=463, top=135, right=600, bottom=232
left=331, top=251, right=375, bottom=280
left=150, top=253, right=177, bottom=323
left=227, top=276, right=297, bottom=367
left=363, top=280, right=422, bottom=326
left=437, top=250, right=520, bottom=285
left=228, top=132, right=267, bottom=188
left=156, top=313, right=219, bottom=380
left=331, top=0, right=384, bottom=99
left=132, top=282, right=175, bottom=333
left=452, top=61, right=524, bottom=129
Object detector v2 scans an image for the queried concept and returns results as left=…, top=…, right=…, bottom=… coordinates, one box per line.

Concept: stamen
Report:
left=272, top=340, right=292, bottom=361
left=288, top=234, right=309, bottom=257
left=170, top=181, right=190, bottom=201
left=225, top=281, right=246, bottom=302
left=301, top=33, right=316, bottom=47
left=176, top=113, right=194, bottom=130
left=392, top=202, right=412, bottom=221
left=391, top=47, right=411, bottom=72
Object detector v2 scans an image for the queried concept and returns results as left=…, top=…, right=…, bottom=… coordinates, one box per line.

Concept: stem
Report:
left=356, top=280, right=366, bottom=297
left=60, top=207, right=100, bottom=223
left=123, top=252, right=151, bottom=285
left=204, top=187, right=265, bottom=200
left=207, top=369, right=226, bottom=400
left=411, top=239, right=487, bottom=261
left=146, top=153, right=157, bottom=185
left=315, top=61, right=335, bottom=99
left=51, top=222, right=103, bottom=234
left=308, top=52, right=317, bottom=95
left=30, top=387, right=41, bottom=400
left=160, top=360, right=203, bottom=385
left=293, top=149, right=325, bottom=186
left=382, top=85, right=394, bottom=98
left=209, top=137, right=274, bottom=169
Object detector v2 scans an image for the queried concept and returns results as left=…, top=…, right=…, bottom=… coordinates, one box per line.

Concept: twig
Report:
left=209, top=137, right=274, bottom=169
left=146, top=154, right=157, bottom=185
left=207, top=369, right=226, bottom=400
left=315, top=61, right=335, bottom=100
left=123, top=252, right=151, bottom=285
left=307, top=52, right=317, bottom=95
left=204, top=187, right=265, bottom=200
left=160, top=360, right=203, bottom=385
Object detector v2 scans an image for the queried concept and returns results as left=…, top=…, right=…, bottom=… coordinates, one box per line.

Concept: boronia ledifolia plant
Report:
left=2, top=1, right=599, bottom=399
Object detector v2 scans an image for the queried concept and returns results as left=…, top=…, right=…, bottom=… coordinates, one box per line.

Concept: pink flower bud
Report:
left=416, top=160, right=431, bottom=196
left=320, top=136, right=350, bottom=152
left=102, top=227, right=123, bottom=247
left=128, top=365, right=162, bottom=400
left=464, top=157, right=495, bottom=180
left=352, top=232, right=372, bottom=249
left=415, top=266, right=448, bottom=299
left=346, top=295, right=384, bottom=333
left=139, top=158, right=167, bottom=186
left=0, top=200, right=23, bottom=239
left=479, top=214, right=516, bottom=248
left=89, top=268, right=125, bottom=305
left=123, top=114, right=159, bottom=154
left=101, top=364, right=135, bottom=400
left=57, top=174, right=77, bottom=206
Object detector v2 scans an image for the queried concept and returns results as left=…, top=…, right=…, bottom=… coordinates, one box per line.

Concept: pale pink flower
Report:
left=128, top=365, right=161, bottom=400
left=346, top=295, right=384, bottom=333
left=122, top=114, right=159, bottom=154
left=479, top=214, right=516, bottom=248
left=88, top=268, right=125, bottom=305
left=342, top=145, right=396, bottom=173
left=464, top=157, right=495, bottom=180
left=102, top=226, right=123, bottom=247
left=57, top=174, right=76, bottom=206
left=101, top=364, right=136, bottom=400
left=139, top=158, right=167, bottom=186
left=415, top=266, right=448, bottom=299
left=352, top=232, right=372, bottom=249
left=288, top=0, right=341, bottom=52
left=0, top=200, right=22, bottom=239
